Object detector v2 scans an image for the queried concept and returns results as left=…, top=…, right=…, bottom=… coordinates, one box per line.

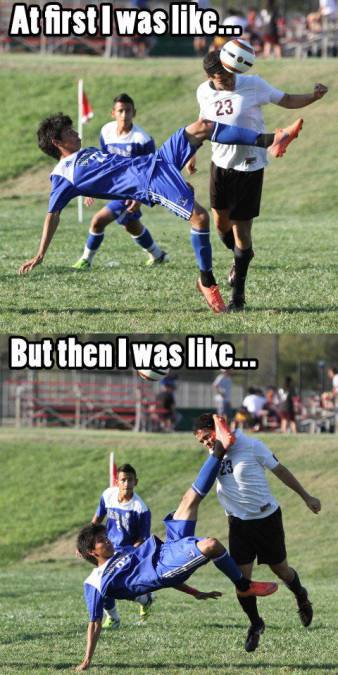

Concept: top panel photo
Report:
left=1, top=2, right=337, bottom=334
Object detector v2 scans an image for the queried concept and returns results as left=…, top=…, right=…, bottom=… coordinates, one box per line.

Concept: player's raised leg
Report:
left=184, top=118, right=303, bottom=157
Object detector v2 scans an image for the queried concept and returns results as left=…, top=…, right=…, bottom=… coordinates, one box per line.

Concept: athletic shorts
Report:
left=228, top=507, right=287, bottom=566
left=106, top=198, right=142, bottom=224
left=155, top=512, right=208, bottom=586
left=147, top=128, right=197, bottom=221
left=210, top=163, right=264, bottom=220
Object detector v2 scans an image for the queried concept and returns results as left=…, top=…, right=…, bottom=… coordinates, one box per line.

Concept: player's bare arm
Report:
left=278, top=84, right=328, bottom=109
left=76, top=619, right=102, bottom=671
left=91, top=514, right=104, bottom=525
left=19, top=211, right=60, bottom=274
left=185, top=156, right=197, bottom=175
left=271, top=464, right=321, bottom=513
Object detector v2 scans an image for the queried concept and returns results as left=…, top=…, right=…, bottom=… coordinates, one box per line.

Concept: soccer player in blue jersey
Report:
left=73, top=94, right=168, bottom=271
left=75, top=417, right=278, bottom=670
left=92, top=463, right=152, bottom=627
left=19, top=112, right=301, bottom=313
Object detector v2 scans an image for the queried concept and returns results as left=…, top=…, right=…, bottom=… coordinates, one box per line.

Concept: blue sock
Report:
left=86, top=232, right=104, bottom=251
left=211, top=122, right=259, bottom=146
left=190, top=228, right=212, bottom=271
left=213, top=550, right=243, bottom=584
left=132, top=226, right=154, bottom=250
left=192, top=454, right=221, bottom=497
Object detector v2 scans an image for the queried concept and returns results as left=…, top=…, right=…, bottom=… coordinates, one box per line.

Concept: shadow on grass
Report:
left=48, top=662, right=338, bottom=671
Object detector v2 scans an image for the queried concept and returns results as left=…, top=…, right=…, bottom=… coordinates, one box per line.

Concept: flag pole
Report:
left=77, top=79, right=83, bottom=224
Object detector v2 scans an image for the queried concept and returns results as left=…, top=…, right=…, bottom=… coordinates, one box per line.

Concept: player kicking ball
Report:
left=75, top=416, right=278, bottom=671
left=19, top=113, right=302, bottom=314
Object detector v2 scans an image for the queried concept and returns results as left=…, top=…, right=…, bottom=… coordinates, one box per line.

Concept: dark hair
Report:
left=113, top=93, right=135, bottom=110
left=37, top=113, right=73, bottom=160
left=203, top=50, right=224, bottom=77
left=193, top=412, right=215, bottom=433
left=117, top=463, right=137, bottom=478
left=77, top=523, right=107, bottom=566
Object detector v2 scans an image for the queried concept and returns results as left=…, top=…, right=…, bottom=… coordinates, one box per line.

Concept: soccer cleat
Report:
left=296, top=588, right=313, bottom=627
left=245, top=618, right=265, bottom=653
left=72, top=257, right=92, bottom=271
left=196, top=279, right=226, bottom=314
left=268, top=118, right=303, bottom=158
left=139, top=594, right=154, bottom=621
left=102, top=615, right=121, bottom=630
left=146, top=251, right=169, bottom=266
left=225, top=294, right=246, bottom=312
left=213, top=414, right=236, bottom=449
left=237, top=580, right=278, bottom=598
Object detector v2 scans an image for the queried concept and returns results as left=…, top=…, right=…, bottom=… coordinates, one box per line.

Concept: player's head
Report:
left=77, top=523, right=114, bottom=566
left=193, top=412, right=216, bottom=449
left=112, top=93, right=136, bottom=128
left=37, top=113, right=81, bottom=160
left=203, top=50, right=235, bottom=90
left=116, top=463, right=138, bottom=496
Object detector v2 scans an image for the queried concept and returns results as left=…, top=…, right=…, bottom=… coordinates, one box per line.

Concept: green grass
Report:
left=0, top=428, right=338, bottom=673
left=0, top=55, right=338, bottom=332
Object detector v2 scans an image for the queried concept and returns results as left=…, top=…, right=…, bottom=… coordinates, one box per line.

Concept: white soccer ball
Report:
left=220, top=39, right=256, bottom=74
left=137, top=368, right=170, bottom=382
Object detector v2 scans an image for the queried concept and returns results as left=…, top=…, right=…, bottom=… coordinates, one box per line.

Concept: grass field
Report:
left=0, top=55, right=337, bottom=333
left=1, top=428, right=338, bottom=674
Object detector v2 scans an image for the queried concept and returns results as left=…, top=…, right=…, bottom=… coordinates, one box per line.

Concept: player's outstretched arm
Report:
left=271, top=464, right=321, bottom=513
left=175, top=583, right=222, bottom=600
left=278, top=84, right=328, bottom=109
left=76, top=619, right=102, bottom=671
left=18, top=211, right=60, bottom=274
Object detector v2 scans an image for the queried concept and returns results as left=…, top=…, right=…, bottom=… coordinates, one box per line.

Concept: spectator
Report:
left=261, top=386, right=281, bottom=430
left=149, top=382, right=176, bottom=432
left=213, top=370, right=233, bottom=420
left=261, top=0, right=282, bottom=58
left=242, top=387, right=267, bottom=429
left=279, top=376, right=297, bottom=433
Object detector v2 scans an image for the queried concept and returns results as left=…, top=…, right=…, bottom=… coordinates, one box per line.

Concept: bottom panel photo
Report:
left=0, top=333, right=337, bottom=674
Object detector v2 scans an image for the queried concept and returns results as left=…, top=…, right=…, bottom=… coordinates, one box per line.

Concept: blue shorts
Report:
left=147, top=128, right=198, bottom=221
left=105, top=199, right=142, bottom=224
left=155, top=513, right=208, bottom=586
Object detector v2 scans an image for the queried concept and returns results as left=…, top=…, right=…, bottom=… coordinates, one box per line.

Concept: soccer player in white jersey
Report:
left=188, top=47, right=328, bottom=311
left=91, top=463, right=152, bottom=627
left=19, top=111, right=302, bottom=314
left=194, top=412, right=321, bottom=653
left=75, top=417, right=278, bottom=671
left=73, top=94, right=168, bottom=271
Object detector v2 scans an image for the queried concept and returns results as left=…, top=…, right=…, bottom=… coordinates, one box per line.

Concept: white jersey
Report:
left=196, top=75, right=284, bottom=171
left=99, top=121, right=155, bottom=157
left=216, top=430, right=279, bottom=519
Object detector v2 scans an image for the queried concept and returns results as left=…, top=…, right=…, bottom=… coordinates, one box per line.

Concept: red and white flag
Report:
left=81, top=90, right=94, bottom=124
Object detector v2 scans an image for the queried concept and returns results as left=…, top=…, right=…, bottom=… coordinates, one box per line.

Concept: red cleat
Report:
left=196, top=279, right=226, bottom=314
left=237, top=581, right=278, bottom=598
left=268, top=118, right=303, bottom=158
left=213, top=414, right=236, bottom=449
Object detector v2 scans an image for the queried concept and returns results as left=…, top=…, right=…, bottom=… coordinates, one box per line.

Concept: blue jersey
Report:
left=96, top=487, right=151, bottom=550
left=48, top=148, right=156, bottom=213
left=100, top=121, right=155, bottom=157
left=83, top=515, right=208, bottom=621
left=48, top=129, right=196, bottom=221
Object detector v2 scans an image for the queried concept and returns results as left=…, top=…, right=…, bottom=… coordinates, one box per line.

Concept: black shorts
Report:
left=209, top=163, right=264, bottom=220
left=228, top=507, right=287, bottom=566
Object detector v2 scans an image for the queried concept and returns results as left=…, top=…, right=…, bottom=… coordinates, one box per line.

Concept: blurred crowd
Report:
left=194, top=0, right=338, bottom=59
left=213, top=368, right=338, bottom=434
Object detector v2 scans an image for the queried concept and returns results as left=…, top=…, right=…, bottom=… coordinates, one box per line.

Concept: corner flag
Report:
left=78, top=80, right=94, bottom=223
